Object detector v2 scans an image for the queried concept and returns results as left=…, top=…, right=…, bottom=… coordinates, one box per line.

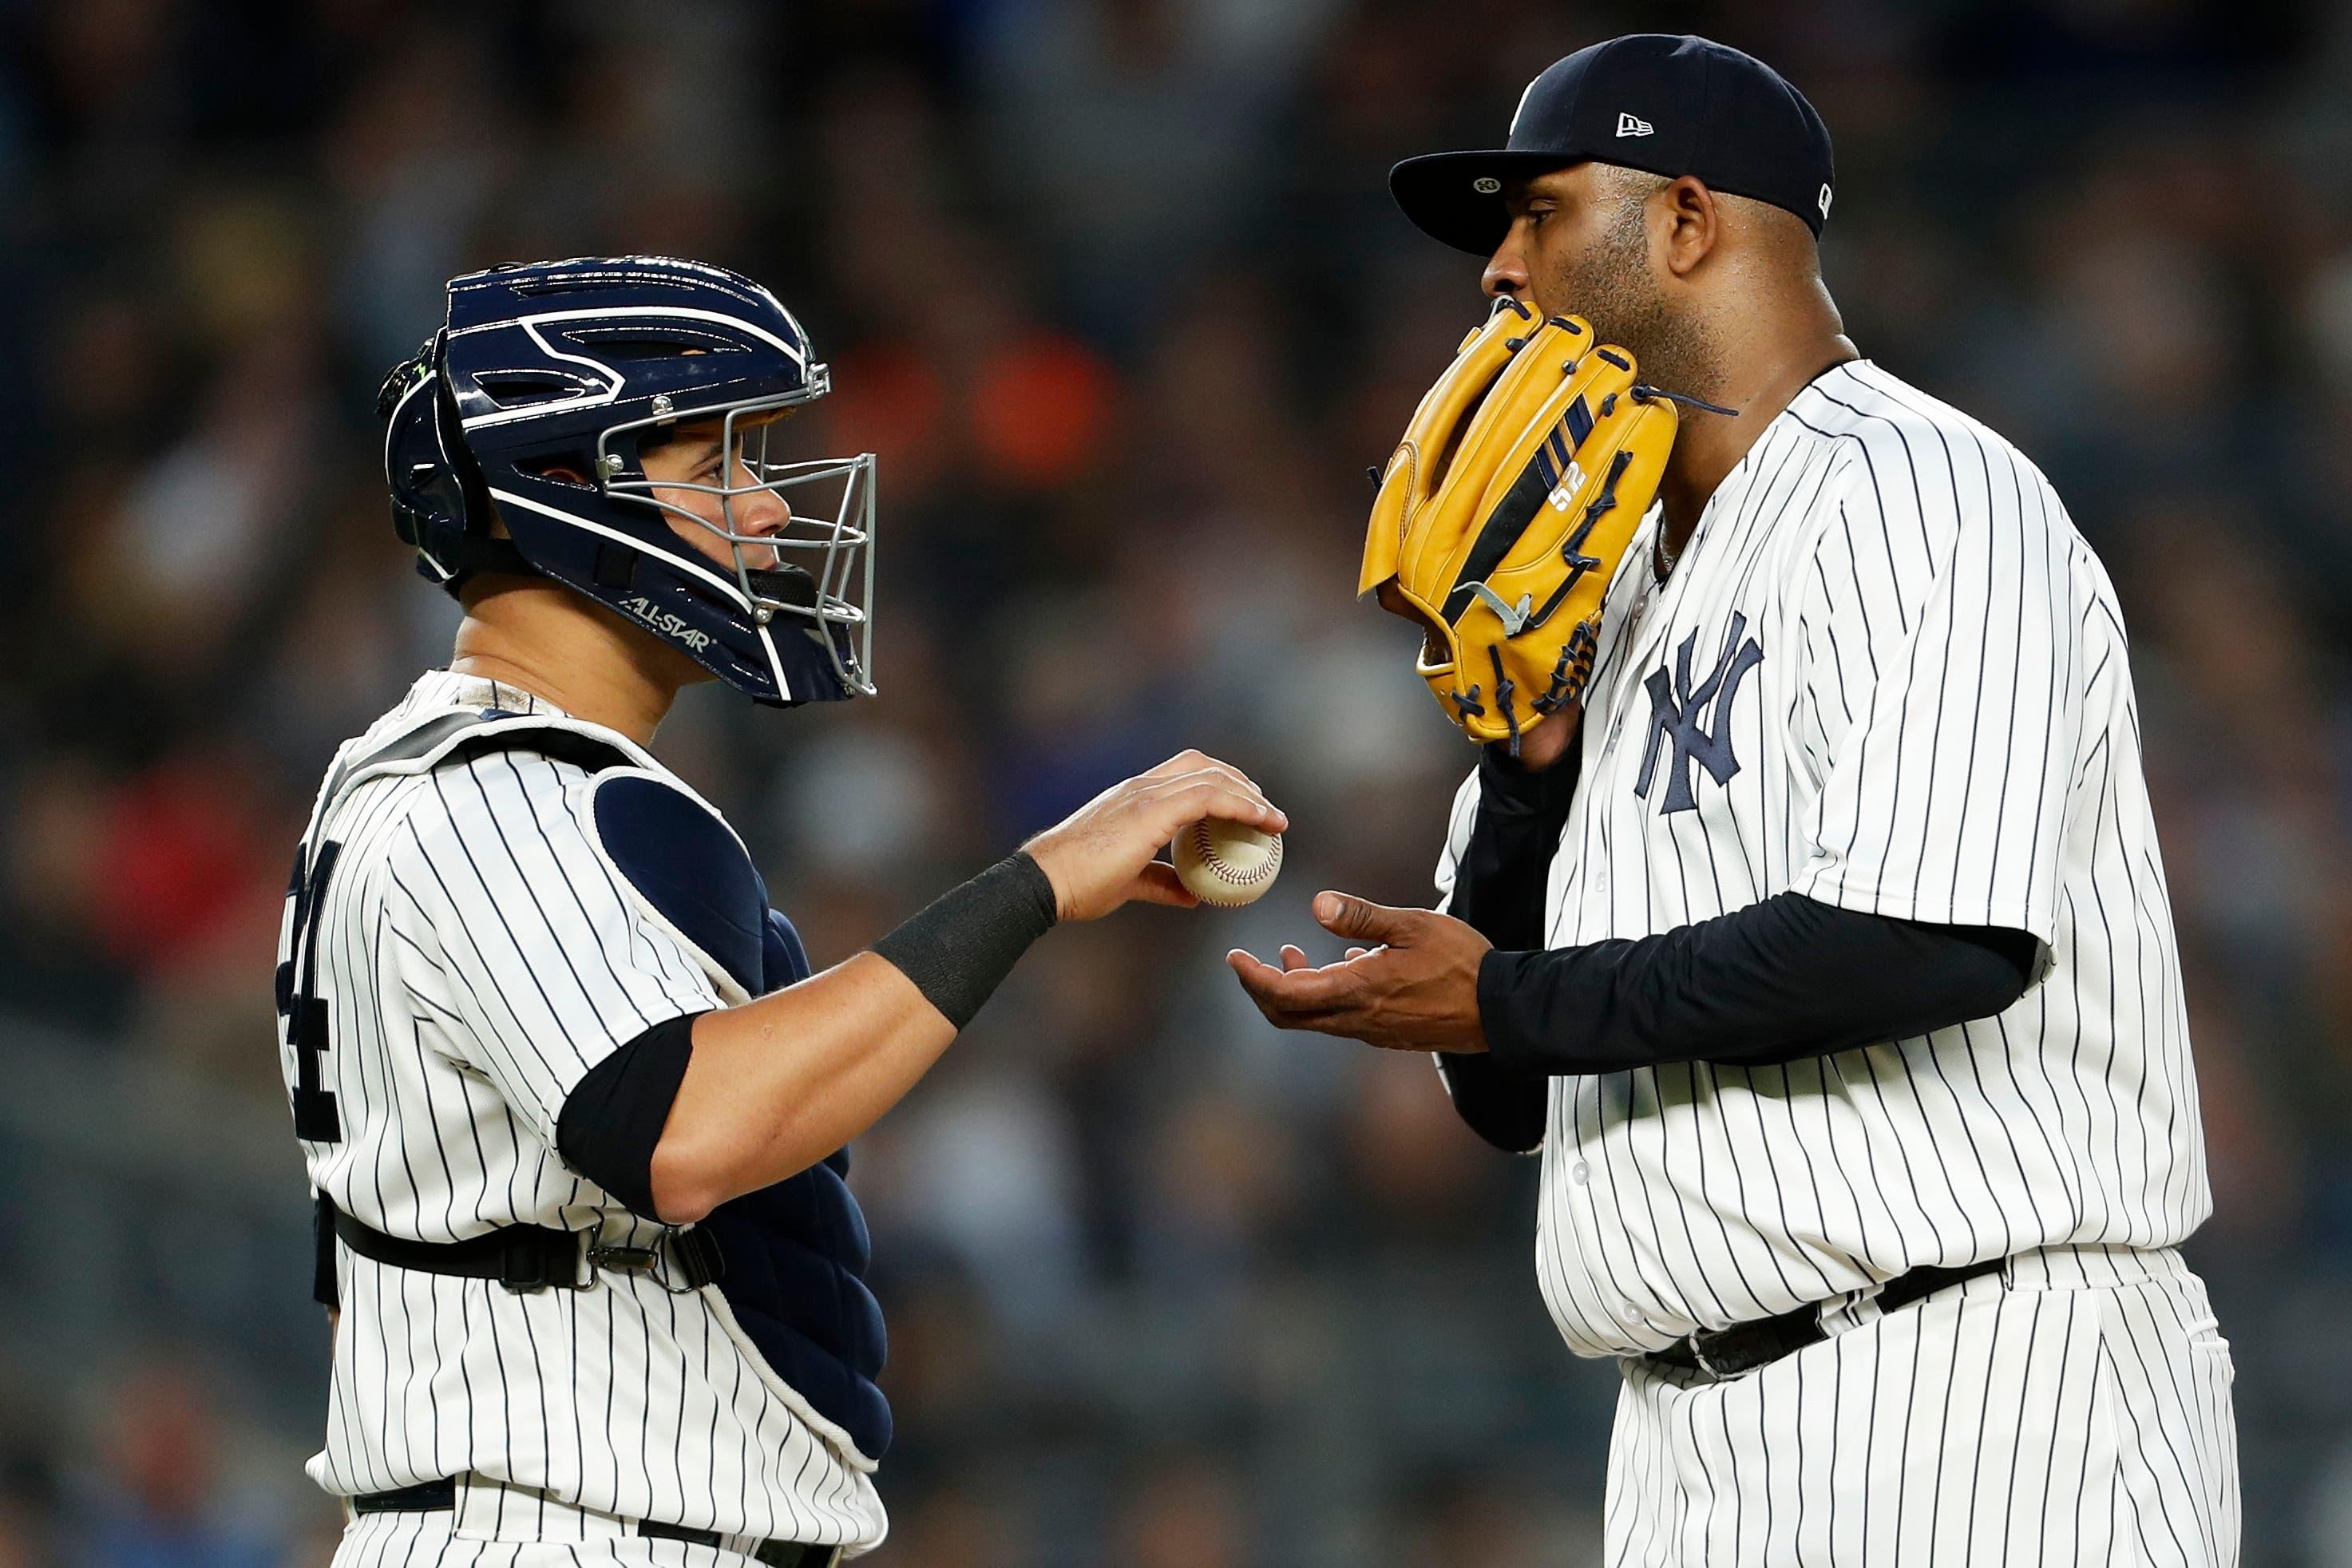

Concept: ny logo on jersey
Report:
left=1633, top=612, right=1764, bottom=814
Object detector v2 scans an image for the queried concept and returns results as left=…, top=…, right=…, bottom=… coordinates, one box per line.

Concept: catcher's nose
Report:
left=729, top=479, right=792, bottom=534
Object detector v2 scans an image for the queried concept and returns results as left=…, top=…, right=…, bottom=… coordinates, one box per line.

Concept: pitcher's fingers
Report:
left=1226, top=948, right=1278, bottom=980
left=1229, top=956, right=1362, bottom=1015
left=1280, top=944, right=1313, bottom=971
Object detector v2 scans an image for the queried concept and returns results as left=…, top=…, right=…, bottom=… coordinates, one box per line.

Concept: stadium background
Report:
left=3, top=0, right=2350, bottom=1563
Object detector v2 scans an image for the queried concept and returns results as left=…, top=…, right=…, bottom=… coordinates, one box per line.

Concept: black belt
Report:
left=331, top=1205, right=722, bottom=1293
left=1645, top=1257, right=2006, bottom=1380
left=350, top=1479, right=837, bottom=1566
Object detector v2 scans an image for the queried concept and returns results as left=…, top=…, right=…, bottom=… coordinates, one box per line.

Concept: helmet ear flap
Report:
left=382, top=329, right=528, bottom=593
left=428, top=333, right=493, bottom=534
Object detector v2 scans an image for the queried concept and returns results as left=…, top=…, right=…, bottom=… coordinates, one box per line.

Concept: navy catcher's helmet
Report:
left=378, top=256, right=876, bottom=707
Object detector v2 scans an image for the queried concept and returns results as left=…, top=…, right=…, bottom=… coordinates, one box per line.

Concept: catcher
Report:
left=283, top=257, right=1285, bottom=1564
left=1233, top=34, right=2237, bottom=1566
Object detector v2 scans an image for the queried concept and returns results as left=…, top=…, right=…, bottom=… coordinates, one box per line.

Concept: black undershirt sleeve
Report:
left=1478, top=895, right=2039, bottom=1076
left=556, top=1011, right=706, bottom=1222
left=1433, top=743, right=1582, bottom=1152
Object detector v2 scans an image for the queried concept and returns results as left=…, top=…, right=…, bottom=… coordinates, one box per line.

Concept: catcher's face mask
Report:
left=600, top=392, right=877, bottom=699
left=1361, top=298, right=1679, bottom=747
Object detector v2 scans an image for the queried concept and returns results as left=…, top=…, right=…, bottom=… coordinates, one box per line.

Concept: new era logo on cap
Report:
left=1617, top=112, right=1654, bottom=137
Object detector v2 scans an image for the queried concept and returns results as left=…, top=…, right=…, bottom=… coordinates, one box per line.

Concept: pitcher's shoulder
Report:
left=1787, top=362, right=2082, bottom=552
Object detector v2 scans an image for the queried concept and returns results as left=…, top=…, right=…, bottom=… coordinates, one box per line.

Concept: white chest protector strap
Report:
left=312, top=705, right=647, bottom=826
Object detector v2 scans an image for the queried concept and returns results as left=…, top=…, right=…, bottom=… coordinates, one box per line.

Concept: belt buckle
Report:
left=1685, top=1332, right=1729, bottom=1380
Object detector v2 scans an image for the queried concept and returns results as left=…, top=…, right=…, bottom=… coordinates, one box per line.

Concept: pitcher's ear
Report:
left=1661, top=176, right=1720, bottom=279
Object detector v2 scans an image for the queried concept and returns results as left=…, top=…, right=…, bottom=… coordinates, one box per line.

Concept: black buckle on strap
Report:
left=334, top=1209, right=585, bottom=1291
left=587, top=1226, right=722, bottom=1293
left=498, top=1227, right=587, bottom=1291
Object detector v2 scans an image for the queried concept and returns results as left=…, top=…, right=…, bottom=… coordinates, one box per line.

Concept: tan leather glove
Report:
left=1361, top=296, right=1678, bottom=747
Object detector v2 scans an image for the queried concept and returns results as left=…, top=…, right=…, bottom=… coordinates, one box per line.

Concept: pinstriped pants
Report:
left=1602, top=1246, right=2239, bottom=1567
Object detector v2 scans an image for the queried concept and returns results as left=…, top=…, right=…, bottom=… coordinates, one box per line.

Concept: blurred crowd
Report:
left=3, top=0, right=2352, bottom=1563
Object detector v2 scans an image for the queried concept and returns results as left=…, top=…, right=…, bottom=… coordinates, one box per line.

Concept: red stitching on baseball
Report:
left=1193, top=822, right=1281, bottom=885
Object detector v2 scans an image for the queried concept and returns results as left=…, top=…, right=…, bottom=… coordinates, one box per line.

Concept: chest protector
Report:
left=303, top=702, right=890, bottom=1463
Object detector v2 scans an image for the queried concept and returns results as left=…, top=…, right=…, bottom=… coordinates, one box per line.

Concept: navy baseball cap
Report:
left=1391, top=34, right=1835, bottom=255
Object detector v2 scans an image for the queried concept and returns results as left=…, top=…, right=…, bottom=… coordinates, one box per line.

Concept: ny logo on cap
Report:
left=1818, top=184, right=1834, bottom=219
left=1617, top=112, right=1655, bottom=137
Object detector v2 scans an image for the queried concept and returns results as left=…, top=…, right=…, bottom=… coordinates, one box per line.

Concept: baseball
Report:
left=1171, top=818, right=1284, bottom=906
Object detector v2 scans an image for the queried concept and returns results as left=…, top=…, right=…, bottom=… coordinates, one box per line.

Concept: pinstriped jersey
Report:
left=277, top=670, right=886, bottom=1550
left=1435, top=360, right=2210, bottom=1359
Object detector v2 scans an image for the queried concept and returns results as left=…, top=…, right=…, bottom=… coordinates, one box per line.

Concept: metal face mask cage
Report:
left=598, top=376, right=878, bottom=699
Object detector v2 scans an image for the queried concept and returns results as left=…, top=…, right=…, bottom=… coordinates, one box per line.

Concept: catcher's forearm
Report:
left=653, top=955, right=960, bottom=1222
left=1478, top=893, right=2037, bottom=1075
left=546, top=955, right=960, bottom=1228
left=560, top=860, right=1057, bottom=1225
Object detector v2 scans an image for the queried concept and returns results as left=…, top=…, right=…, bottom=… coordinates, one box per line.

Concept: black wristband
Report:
left=872, top=853, right=1059, bottom=1030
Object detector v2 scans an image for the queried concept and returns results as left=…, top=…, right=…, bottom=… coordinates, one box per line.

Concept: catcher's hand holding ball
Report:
left=1022, top=750, right=1286, bottom=921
